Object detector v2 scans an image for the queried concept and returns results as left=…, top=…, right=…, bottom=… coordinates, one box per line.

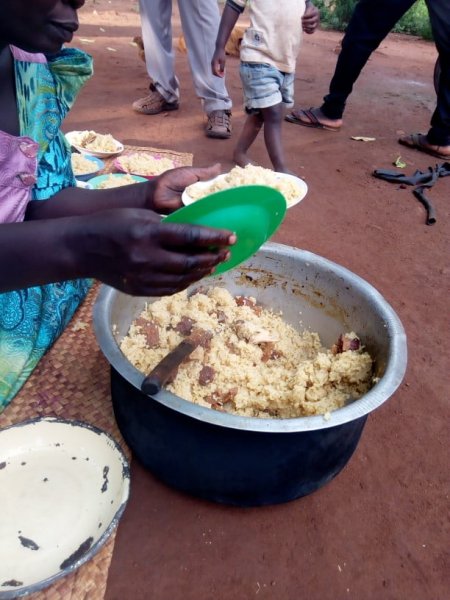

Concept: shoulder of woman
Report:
left=11, top=46, right=93, bottom=79
left=10, top=45, right=47, bottom=64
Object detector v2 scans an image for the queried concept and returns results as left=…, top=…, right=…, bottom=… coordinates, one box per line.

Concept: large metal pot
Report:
left=93, top=243, right=407, bottom=506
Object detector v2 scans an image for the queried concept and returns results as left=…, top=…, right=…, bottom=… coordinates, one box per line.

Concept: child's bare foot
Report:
left=233, top=150, right=256, bottom=167
left=271, top=163, right=297, bottom=176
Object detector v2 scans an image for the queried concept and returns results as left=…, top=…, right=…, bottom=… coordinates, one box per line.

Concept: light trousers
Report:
left=139, top=0, right=232, bottom=114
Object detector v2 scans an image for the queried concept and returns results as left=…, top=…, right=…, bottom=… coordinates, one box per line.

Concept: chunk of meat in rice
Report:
left=134, top=317, right=159, bottom=348
left=190, top=327, right=213, bottom=349
left=235, top=295, right=262, bottom=316
left=198, top=365, right=215, bottom=386
left=175, top=316, right=196, bottom=336
left=332, top=333, right=361, bottom=354
left=260, top=341, right=283, bottom=362
left=232, top=319, right=279, bottom=344
left=214, top=309, right=228, bottom=324
left=205, top=387, right=238, bottom=410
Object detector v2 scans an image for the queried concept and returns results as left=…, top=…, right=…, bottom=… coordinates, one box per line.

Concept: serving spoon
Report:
left=140, top=328, right=211, bottom=396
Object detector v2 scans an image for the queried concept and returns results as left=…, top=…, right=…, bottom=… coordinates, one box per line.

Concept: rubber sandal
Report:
left=398, top=133, right=450, bottom=160
left=285, top=108, right=341, bottom=132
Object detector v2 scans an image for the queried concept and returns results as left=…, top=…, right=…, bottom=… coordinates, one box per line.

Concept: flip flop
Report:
left=285, top=108, right=341, bottom=132
left=398, top=133, right=450, bottom=160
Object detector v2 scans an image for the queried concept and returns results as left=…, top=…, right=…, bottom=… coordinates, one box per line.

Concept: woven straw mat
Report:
left=102, top=143, right=193, bottom=174
left=0, top=145, right=192, bottom=600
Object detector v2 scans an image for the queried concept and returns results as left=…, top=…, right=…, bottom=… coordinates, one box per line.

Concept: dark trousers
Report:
left=321, top=0, right=450, bottom=145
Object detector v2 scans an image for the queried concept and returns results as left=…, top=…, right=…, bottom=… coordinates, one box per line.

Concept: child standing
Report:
left=212, top=0, right=319, bottom=172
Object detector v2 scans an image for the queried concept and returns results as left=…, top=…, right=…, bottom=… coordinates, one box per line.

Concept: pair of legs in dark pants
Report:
left=320, top=0, right=450, bottom=146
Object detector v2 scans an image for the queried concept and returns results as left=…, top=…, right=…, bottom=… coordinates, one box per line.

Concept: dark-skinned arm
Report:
left=302, top=1, right=320, bottom=34
left=212, top=1, right=243, bottom=77
left=0, top=210, right=235, bottom=295
left=25, top=164, right=222, bottom=220
left=25, top=181, right=151, bottom=220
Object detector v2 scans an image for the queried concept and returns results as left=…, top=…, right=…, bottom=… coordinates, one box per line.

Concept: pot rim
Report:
left=93, top=243, right=407, bottom=433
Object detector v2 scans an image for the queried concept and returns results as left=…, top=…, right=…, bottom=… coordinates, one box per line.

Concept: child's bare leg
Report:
left=261, top=104, right=290, bottom=172
left=233, top=112, right=263, bottom=167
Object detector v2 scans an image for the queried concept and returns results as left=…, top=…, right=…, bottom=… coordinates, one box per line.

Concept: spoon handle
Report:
left=141, top=338, right=198, bottom=396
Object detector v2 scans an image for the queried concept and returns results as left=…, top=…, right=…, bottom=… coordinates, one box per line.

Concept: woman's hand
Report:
left=148, top=164, right=222, bottom=214
left=75, top=208, right=236, bottom=296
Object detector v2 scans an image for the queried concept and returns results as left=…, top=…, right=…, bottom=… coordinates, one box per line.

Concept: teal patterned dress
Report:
left=0, top=47, right=93, bottom=410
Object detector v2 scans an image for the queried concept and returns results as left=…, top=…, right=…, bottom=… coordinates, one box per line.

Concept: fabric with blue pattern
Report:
left=0, top=48, right=93, bottom=410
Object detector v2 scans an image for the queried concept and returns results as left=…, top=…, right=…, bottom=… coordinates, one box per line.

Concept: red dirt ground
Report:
left=67, top=2, right=449, bottom=599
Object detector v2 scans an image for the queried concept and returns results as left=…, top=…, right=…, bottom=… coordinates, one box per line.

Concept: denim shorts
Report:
left=239, top=61, right=295, bottom=113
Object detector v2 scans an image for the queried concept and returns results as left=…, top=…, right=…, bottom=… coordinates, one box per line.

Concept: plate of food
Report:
left=0, top=417, right=130, bottom=598
left=71, top=153, right=104, bottom=181
left=114, top=153, right=179, bottom=179
left=182, top=164, right=308, bottom=209
left=89, top=173, right=148, bottom=189
left=65, top=130, right=124, bottom=158
left=163, top=184, right=287, bottom=275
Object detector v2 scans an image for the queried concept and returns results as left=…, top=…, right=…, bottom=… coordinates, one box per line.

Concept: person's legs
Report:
left=238, top=62, right=289, bottom=167
left=236, top=63, right=293, bottom=170
left=287, top=0, right=415, bottom=128
left=233, top=112, right=263, bottom=167
left=261, top=104, right=288, bottom=172
left=262, top=70, right=295, bottom=172
left=233, top=105, right=288, bottom=171
left=177, top=0, right=232, bottom=137
left=424, top=0, right=450, bottom=146
left=321, top=0, right=416, bottom=119
left=133, top=0, right=180, bottom=114
left=398, top=0, right=450, bottom=157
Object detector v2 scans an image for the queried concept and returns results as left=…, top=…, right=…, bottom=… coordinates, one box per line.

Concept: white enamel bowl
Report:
left=0, top=417, right=130, bottom=598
